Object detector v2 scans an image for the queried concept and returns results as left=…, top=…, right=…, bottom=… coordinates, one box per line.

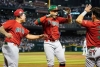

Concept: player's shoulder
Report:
left=4, top=19, right=16, bottom=23
left=83, top=20, right=93, bottom=24
left=46, top=17, right=53, bottom=21
left=7, top=19, right=16, bottom=22
left=56, top=17, right=65, bottom=21
left=83, top=20, right=92, bottom=22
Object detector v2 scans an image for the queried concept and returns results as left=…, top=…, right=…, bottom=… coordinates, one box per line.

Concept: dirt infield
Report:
left=0, top=63, right=85, bottom=67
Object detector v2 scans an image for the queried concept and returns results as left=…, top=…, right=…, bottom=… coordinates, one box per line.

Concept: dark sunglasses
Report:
left=20, top=12, right=26, bottom=16
left=51, top=10, right=59, bottom=12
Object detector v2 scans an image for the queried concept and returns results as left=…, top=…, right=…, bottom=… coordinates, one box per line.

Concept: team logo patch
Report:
left=15, top=27, right=24, bottom=34
left=48, top=20, right=59, bottom=27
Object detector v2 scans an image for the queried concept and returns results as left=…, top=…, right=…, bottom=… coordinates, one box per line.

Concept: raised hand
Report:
left=84, top=4, right=92, bottom=12
left=64, top=7, right=71, bottom=14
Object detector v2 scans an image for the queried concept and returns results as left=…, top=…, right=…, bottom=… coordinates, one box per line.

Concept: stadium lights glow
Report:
left=29, top=1, right=32, bottom=3
left=1, top=10, right=3, bottom=11
left=71, top=12, right=80, bottom=15
left=45, top=3, right=47, bottom=5
left=65, top=0, right=68, bottom=1
left=58, top=5, right=61, bottom=6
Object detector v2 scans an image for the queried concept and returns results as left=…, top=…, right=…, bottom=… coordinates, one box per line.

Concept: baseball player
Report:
left=34, top=5, right=72, bottom=67
left=0, top=9, right=47, bottom=67
left=82, top=38, right=88, bottom=56
left=76, top=4, right=100, bottom=67
left=62, top=45, right=66, bottom=53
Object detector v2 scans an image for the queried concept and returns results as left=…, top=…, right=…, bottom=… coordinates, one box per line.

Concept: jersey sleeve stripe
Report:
left=37, top=18, right=41, bottom=24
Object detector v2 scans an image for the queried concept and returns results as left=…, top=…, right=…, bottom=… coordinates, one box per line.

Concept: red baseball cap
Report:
left=14, top=9, right=24, bottom=17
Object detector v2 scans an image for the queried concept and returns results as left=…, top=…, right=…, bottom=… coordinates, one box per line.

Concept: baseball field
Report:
left=0, top=52, right=85, bottom=67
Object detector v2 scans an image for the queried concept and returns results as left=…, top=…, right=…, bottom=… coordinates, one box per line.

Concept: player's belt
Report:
left=88, top=46, right=100, bottom=49
left=4, top=42, right=18, bottom=47
left=88, top=46, right=95, bottom=49
left=45, top=40, right=58, bottom=42
left=4, top=42, right=8, bottom=45
left=14, top=43, right=18, bottom=46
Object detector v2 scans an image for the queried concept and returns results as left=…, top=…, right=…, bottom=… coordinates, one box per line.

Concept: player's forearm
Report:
left=0, top=26, right=8, bottom=36
left=26, top=34, right=43, bottom=40
left=76, top=11, right=87, bottom=24
left=67, top=14, right=72, bottom=24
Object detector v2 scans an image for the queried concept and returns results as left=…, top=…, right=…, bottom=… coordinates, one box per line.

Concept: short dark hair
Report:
left=91, top=7, right=100, bottom=20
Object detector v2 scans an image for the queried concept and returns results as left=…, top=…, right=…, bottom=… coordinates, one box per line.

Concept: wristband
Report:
left=46, top=14, right=51, bottom=17
left=67, top=14, right=71, bottom=18
left=81, top=11, right=87, bottom=16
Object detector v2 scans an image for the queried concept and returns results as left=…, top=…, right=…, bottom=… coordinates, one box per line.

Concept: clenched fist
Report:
left=39, top=34, right=48, bottom=39
left=64, top=7, right=71, bottom=14
left=84, top=4, right=92, bottom=12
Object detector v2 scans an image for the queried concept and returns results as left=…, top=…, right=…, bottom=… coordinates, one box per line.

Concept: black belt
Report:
left=88, top=46, right=100, bottom=49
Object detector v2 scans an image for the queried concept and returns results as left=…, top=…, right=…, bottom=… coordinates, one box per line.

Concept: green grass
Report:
left=18, top=52, right=82, bottom=55
left=0, top=52, right=85, bottom=64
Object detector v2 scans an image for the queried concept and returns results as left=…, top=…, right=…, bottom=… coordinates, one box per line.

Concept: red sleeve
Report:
left=34, top=16, right=47, bottom=25
left=2, top=20, right=15, bottom=29
left=57, top=17, right=68, bottom=24
left=57, top=15, right=72, bottom=24
left=81, top=20, right=93, bottom=28
left=24, top=28, right=29, bottom=36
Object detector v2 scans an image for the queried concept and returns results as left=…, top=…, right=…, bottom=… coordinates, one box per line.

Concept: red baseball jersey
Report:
left=2, top=20, right=29, bottom=45
left=82, top=20, right=100, bottom=47
left=34, top=16, right=69, bottom=41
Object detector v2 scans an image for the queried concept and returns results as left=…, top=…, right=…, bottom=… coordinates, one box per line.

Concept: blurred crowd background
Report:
left=0, top=0, right=99, bottom=52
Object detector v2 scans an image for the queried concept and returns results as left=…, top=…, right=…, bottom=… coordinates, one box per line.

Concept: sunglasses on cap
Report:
left=51, top=10, right=59, bottom=12
left=19, top=12, right=26, bottom=16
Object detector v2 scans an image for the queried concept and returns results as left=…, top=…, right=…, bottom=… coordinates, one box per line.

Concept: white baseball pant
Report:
left=86, top=47, right=100, bottom=67
left=44, top=40, right=66, bottom=66
left=2, top=42, right=19, bottom=67
left=82, top=39, right=87, bottom=56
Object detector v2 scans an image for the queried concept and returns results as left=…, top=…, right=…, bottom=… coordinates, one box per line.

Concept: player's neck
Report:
left=15, top=19, right=22, bottom=24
